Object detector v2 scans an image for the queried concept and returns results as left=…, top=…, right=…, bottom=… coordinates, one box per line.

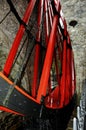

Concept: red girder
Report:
left=37, top=15, right=59, bottom=102
left=3, top=0, right=36, bottom=76
left=32, top=0, right=44, bottom=98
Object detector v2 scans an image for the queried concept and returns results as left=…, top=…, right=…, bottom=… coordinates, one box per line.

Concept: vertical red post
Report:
left=54, top=51, right=60, bottom=85
left=37, top=15, right=59, bottom=103
left=48, top=0, right=61, bottom=86
left=32, top=0, right=44, bottom=98
left=60, top=20, right=67, bottom=107
left=65, top=34, right=72, bottom=105
left=72, top=52, right=76, bottom=96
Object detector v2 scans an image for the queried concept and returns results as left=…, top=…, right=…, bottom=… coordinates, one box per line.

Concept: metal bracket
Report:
left=0, top=73, right=41, bottom=117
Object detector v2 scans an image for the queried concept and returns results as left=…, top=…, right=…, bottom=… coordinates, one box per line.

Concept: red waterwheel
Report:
left=0, top=0, right=76, bottom=129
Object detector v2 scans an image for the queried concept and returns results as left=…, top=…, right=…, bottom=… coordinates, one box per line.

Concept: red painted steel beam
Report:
left=3, top=0, right=36, bottom=77
left=54, top=51, right=60, bottom=85
left=0, top=106, right=24, bottom=116
left=65, top=34, right=72, bottom=105
left=67, top=33, right=73, bottom=100
left=47, top=0, right=61, bottom=85
left=72, top=52, right=76, bottom=96
left=37, top=15, right=59, bottom=103
left=45, top=86, right=60, bottom=108
left=60, top=19, right=67, bottom=107
left=44, top=1, right=61, bottom=106
left=32, top=0, right=44, bottom=98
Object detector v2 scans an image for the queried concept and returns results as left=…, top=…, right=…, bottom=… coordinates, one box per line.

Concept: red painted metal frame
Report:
left=60, top=20, right=67, bottom=106
left=0, top=106, right=23, bottom=116
left=72, top=52, right=76, bottom=96
left=44, top=0, right=53, bottom=100
left=32, top=0, right=44, bottom=98
left=43, top=0, right=61, bottom=108
left=47, top=0, right=61, bottom=86
left=37, top=15, right=59, bottom=102
left=43, top=0, right=76, bottom=108
left=0, top=0, right=76, bottom=114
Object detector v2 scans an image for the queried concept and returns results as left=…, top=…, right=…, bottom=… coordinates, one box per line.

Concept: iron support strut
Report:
left=37, top=15, right=59, bottom=103
left=3, top=0, right=36, bottom=76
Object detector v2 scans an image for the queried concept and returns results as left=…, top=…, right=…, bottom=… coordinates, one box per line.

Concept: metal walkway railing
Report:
left=73, top=80, right=86, bottom=130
